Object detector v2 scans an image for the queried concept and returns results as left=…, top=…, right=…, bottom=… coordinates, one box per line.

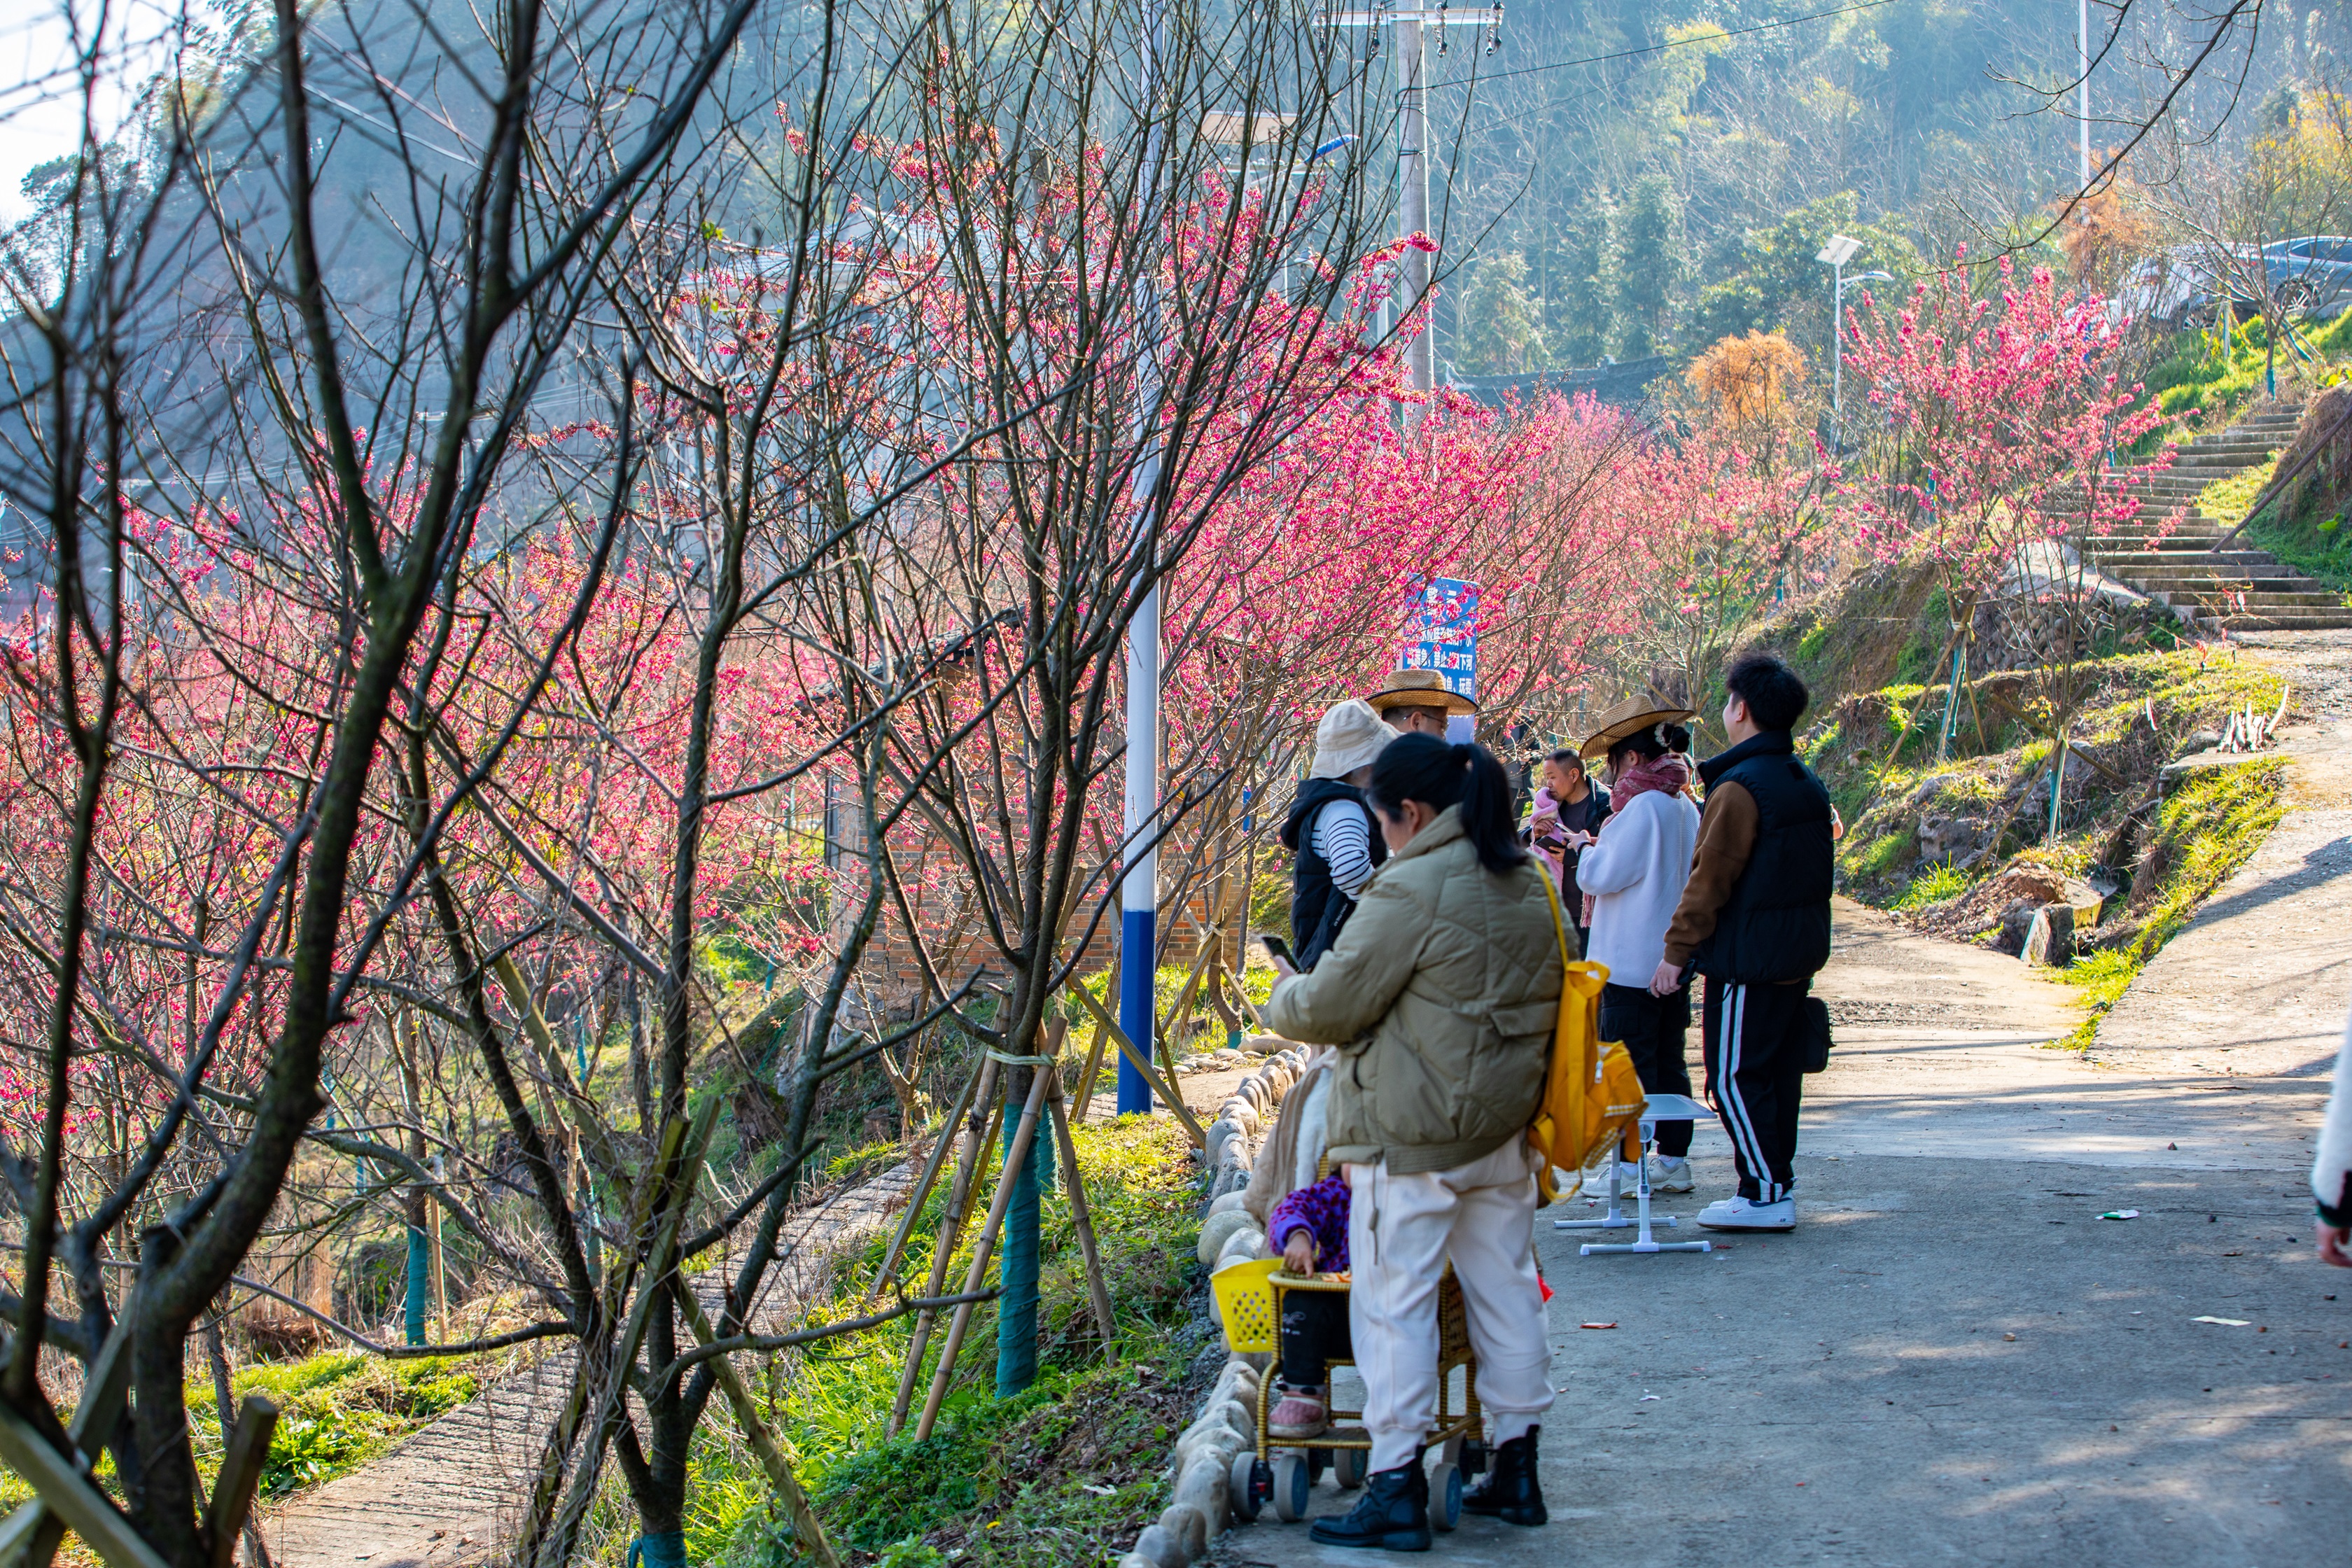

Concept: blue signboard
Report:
left=1404, top=578, right=1479, bottom=701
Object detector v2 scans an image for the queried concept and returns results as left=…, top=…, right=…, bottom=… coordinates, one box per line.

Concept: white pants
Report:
left=1346, top=1140, right=1556, bottom=1472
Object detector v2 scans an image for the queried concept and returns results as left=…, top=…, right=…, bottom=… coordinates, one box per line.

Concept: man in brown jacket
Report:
left=1648, top=652, right=1835, bottom=1232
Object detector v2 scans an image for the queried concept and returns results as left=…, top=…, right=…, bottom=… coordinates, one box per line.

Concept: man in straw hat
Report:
left=1569, top=696, right=1702, bottom=1192
left=1279, top=699, right=1396, bottom=972
left=1366, top=667, right=1477, bottom=738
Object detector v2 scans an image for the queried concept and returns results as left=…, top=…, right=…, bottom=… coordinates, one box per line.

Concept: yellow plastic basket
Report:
left=1211, top=1259, right=1282, bottom=1353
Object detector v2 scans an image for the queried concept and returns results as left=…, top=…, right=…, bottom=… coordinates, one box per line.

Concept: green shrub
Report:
left=1892, top=861, right=1971, bottom=909
left=263, top=1410, right=372, bottom=1496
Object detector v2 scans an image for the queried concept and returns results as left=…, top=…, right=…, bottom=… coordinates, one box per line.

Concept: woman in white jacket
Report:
left=1572, top=700, right=1702, bottom=1192
left=2316, top=1009, right=2352, bottom=1266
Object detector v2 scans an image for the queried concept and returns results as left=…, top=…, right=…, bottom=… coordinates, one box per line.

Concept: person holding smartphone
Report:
left=1279, top=700, right=1394, bottom=970
left=1524, top=749, right=1609, bottom=957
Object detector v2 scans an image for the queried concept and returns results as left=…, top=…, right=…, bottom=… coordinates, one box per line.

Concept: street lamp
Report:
left=1816, top=232, right=1889, bottom=442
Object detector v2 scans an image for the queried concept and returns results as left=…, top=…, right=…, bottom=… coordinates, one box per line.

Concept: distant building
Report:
left=1445, top=355, right=1670, bottom=414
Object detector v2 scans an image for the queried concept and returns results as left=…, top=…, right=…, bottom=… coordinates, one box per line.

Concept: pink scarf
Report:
left=1606, top=752, right=1690, bottom=817
left=1580, top=752, right=1691, bottom=926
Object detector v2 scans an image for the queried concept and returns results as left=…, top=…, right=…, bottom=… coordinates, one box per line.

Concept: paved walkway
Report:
left=1217, top=899, right=2348, bottom=1568
left=262, top=1162, right=921, bottom=1568
left=2099, top=631, right=2352, bottom=1079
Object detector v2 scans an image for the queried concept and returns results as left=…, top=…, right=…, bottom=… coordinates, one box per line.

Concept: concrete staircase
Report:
left=2079, top=400, right=2352, bottom=632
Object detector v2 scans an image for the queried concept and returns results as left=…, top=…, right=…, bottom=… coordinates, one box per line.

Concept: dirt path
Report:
left=2096, top=630, right=2352, bottom=1078
left=262, top=1161, right=922, bottom=1568
left=1221, top=899, right=2346, bottom=1568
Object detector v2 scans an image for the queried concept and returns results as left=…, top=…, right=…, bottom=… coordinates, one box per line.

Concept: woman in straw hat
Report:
left=1279, top=699, right=1396, bottom=972
left=1571, top=696, right=1703, bottom=1193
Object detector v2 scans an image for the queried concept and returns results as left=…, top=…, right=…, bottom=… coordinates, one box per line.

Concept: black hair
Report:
left=1366, top=732, right=1528, bottom=876
left=1545, top=748, right=1585, bottom=774
left=1724, top=652, right=1809, bottom=733
left=1606, top=727, right=1664, bottom=769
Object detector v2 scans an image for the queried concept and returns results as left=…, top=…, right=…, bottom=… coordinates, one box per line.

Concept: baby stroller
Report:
left=1212, top=1259, right=1485, bottom=1530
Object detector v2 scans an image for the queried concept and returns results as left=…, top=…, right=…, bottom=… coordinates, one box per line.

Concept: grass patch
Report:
left=2052, top=948, right=2143, bottom=1051
left=232, top=1352, right=482, bottom=1496
left=2129, top=759, right=2286, bottom=957
left=1891, top=860, right=1972, bottom=910
left=678, top=1114, right=1208, bottom=1568
left=2054, top=757, right=2286, bottom=1051
left=823, top=1139, right=910, bottom=1187
left=2200, top=453, right=2281, bottom=531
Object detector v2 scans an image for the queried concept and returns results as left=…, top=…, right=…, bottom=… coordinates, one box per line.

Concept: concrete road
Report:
left=1215, top=902, right=2350, bottom=1567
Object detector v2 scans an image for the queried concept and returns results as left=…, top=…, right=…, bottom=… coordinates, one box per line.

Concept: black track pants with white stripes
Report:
left=1699, top=978, right=1811, bottom=1203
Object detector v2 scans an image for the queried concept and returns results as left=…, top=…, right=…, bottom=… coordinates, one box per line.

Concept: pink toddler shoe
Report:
left=1268, top=1386, right=1329, bottom=1440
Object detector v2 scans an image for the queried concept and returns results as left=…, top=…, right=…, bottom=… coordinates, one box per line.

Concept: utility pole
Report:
left=1324, top=5, right=1502, bottom=421
left=2078, top=0, right=2092, bottom=193
left=1119, top=13, right=1168, bottom=1117
left=1816, top=232, right=1886, bottom=448
left=1397, top=11, right=1432, bottom=408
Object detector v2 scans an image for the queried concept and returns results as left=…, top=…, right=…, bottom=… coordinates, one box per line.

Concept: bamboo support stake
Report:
left=871, top=1054, right=992, bottom=1296
left=0, top=1402, right=168, bottom=1568
left=913, top=1068, right=1054, bottom=1441
left=886, top=1063, right=1005, bottom=1434
left=1065, top=981, right=1205, bottom=1146
left=204, top=1395, right=281, bottom=1568
left=1158, top=930, right=1221, bottom=1059
left=676, top=1288, right=844, bottom=1568
left=0, top=1284, right=141, bottom=1568
left=1068, top=1018, right=1111, bottom=1123
left=1046, top=1076, right=1118, bottom=1363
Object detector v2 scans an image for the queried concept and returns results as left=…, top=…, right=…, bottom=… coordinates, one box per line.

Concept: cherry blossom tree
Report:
left=1837, top=254, right=2169, bottom=805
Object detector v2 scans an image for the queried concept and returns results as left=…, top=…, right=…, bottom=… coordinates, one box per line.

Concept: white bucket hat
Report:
left=1308, top=699, right=1394, bottom=780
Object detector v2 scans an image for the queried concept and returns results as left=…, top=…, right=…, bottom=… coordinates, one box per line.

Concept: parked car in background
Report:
left=2262, top=237, right=2352, bottom=319
left=2115, top=246, right=2216, bottom=329
left=2118, top=237, right=2352, bottom=331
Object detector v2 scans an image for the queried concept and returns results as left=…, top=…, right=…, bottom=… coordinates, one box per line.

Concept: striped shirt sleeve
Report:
left=1312, top=799, right=1376, bottom=897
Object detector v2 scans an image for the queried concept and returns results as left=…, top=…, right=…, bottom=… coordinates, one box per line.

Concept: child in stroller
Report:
left=1265, top=1170, right=1351, bottom=1440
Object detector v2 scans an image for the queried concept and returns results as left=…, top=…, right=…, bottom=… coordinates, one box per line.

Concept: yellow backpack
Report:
left=1528, top=874, right=1648, bottom=1205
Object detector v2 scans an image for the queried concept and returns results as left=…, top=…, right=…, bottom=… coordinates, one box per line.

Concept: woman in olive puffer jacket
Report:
left=1262, top=732, right=1561, bottom=1550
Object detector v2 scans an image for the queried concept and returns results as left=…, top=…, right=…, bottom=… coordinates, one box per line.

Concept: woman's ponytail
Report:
left=1456, top=743, right=1526, bottom=874
left=1366, top=733, right=1530, bottom=876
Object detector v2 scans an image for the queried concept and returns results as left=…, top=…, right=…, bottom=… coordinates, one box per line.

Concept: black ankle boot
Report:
left=1308, top=1450, right=1431, bottom=1552
left=1462, top=1429, right=1547, bottom=1525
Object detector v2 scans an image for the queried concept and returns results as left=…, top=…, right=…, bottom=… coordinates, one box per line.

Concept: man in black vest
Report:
left=1651, top=652, right=1834, bottom=1231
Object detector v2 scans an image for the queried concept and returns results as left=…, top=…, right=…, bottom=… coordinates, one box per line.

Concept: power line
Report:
left=1434, top=0, right=1900, bottom=90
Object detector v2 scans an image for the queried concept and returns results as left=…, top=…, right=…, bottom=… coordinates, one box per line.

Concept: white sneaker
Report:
left=1609, top=1160, right=1644, bottom=1192
left=1646, top=1156, right=1695, bottom=1193
left=1696, top=1195, right=1795, bottom=1231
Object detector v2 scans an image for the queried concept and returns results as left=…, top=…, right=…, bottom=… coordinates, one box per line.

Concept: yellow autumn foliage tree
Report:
left=1686, top=330, right=1805, bottom=430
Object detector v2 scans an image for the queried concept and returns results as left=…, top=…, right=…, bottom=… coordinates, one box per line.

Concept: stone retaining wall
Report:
left=1116, top=1040, right=1311, bottom=1568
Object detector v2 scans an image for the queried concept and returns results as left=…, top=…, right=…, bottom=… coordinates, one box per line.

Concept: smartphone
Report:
left=1256, top=932, right=1298, bottom=969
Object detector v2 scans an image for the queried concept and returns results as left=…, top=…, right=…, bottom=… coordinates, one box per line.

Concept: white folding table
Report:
left=1553, top=1093, right=1712, bottom=1256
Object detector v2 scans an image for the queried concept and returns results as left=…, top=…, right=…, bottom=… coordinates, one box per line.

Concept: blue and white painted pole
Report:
left=1119, top=9, right=1168, bottom=1118
left=1118, top=584, right=1161, bottom=1114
